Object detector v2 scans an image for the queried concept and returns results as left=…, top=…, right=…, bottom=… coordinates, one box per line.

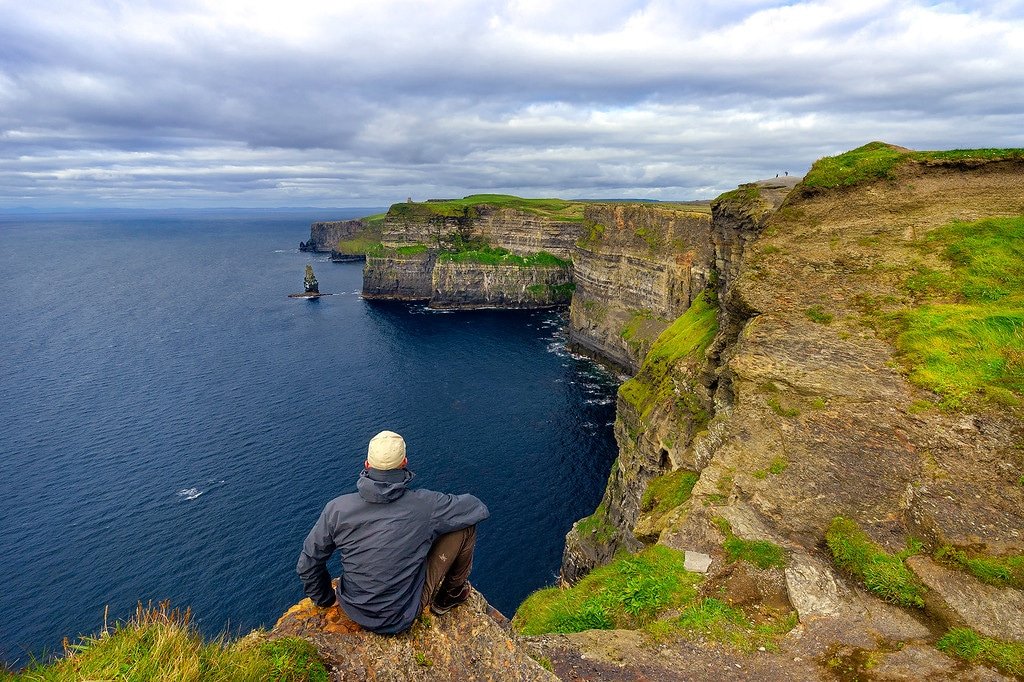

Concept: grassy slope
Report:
left=803, top=142, right=1024, bottom=189
left=513, top=543, right=796, bottom=650
left=618, top=290, right=719, bottom=422
left=897, top=216, right=1024, bottom=408
left=4, top=603, right=326, bottom=681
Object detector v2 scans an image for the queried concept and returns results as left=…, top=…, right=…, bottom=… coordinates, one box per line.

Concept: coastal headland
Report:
left=14, top=143, right=1024, bottom=680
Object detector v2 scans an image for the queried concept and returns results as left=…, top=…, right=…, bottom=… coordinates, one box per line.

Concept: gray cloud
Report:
left=0, top=0, right=1022, bottom=208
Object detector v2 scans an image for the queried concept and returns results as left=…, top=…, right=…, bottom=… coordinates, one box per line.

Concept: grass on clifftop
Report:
left=333, top=220, right=384, bottom=256
left=388, top=194, right=584, bottom=221
left=826, top=517, right=925, bottom=608
left=937, top=628, right=1024, bottom=678
left=619, top=291, right=718, bottom=423
left=437, top=245, right=569, bottom=267
left=365, top=243, right=431, bottom=258
left=5, top=602, right=326, bottom=681
left=894, top=216, right=1024, bottom=409
left=512, top=545, right=699, bottom=635
left=803, top=142, right=1024, bottom=189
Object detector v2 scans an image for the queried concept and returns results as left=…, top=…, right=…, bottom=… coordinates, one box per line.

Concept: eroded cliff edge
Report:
left=534, top=145, right=1024, bottom=681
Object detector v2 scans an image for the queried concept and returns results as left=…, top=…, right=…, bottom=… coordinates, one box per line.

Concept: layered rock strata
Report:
left=362, top=251, right=436, bottom=301
left=363, top=197, right=582, bottom=309
left=301, top=219, right=367, bottom=252
left=568, top=203, right=714, bottom=373
left=432, top=261, right=573, bottom=309
left=560, top=186, right=791, bottom=583
left=382, top=203, right=582, bottom=259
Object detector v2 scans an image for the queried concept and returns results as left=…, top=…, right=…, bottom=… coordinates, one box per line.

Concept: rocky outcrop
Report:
left=304, top=264, right=319, bottom=294
left=908, top=556, right=1024, bottom=642
left=271, top=590, right=555, bottom=681
left=432, top=261, right=573, bottom=309
left=568, top=203, right=714, bottom=373
left=302, top=219, right=367, bottom=252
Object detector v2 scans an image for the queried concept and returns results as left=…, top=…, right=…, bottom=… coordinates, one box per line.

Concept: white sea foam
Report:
left=176, top=479, right=225, bottom=501
left=177, top=487, right=203, bottom=501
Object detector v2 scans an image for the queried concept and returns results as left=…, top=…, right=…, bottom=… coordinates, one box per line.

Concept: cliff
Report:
left=380, top=195, right=584, bottom=259
left=523, top=144, right=1024, bottom=681
left=363, top=196, right=582, bottom=309
left=568, top=202, right=714, bottom=373
left=301, top=219, right=367, bottom=252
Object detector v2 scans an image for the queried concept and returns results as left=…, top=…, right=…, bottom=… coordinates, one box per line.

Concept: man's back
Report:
left=297, top=466, right=489, bottom=634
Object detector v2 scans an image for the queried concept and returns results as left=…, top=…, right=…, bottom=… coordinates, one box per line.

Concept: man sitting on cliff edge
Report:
left=296, top=430, right=490, bottom=634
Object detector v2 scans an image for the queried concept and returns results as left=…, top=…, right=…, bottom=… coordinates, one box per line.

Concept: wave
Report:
left=176, top=479, right=226, bottom=502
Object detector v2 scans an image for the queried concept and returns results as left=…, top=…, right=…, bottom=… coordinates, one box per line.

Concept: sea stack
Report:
left=304, top=264, right=319, bottom=294
left=288, top=264, right=323, bottom=298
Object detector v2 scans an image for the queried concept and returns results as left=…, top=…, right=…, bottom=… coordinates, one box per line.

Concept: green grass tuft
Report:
left=767, top=397, right=799, bottom=418
left=752, top=456, right=788, bottom=480
left=618, top=291, right=718, bottom=423
left=574, top=502, right=617, bottom=544
left=825, top=517, right=925, bottom=608
left=671, top=598, right=797, bottom=651
left=937, top=628, right=1024, bottom=678
left=934, top=546, right=1024, bottom=589
left=512, top=546, right=700, bottom=635
left=805, top=306, right=834, bottom=324
left=641, top=470, right=700, bottom=516
left=714, top=184, right=762, bottom=204
left=715, top=518, right=787, bottom=569
left=366, top=243, right=430, bottom=258
left=7, top=602, right=327, bottom=681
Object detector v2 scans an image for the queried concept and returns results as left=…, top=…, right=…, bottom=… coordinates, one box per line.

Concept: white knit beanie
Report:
left=367, top=430, right=407, bottom=470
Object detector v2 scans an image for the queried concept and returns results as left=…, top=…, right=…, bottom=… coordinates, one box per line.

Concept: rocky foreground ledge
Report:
left=271, top=589, right=555, bottom=681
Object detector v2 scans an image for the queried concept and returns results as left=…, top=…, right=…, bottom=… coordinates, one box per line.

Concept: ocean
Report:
left=0, top=211, right=619, bottom=667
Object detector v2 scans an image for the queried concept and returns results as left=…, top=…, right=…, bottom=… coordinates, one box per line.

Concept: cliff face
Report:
left=568, top=203, right=714, bottom=373
left=362, top=251, right=436, bottom=301
left=364, top=196, right=582, bottom=309
left=547, top=147, right=1024, bottom=681
left=432, top=261, right=573, bottom=308
left=382, top=202, right=583, bottom=259
left=302, top=219, right=366, bottom=252
left=559, top=190, right=786, bottom=583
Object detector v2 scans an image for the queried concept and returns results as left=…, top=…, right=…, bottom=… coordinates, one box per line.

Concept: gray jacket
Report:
left=296, top=468, right=489, bottom=634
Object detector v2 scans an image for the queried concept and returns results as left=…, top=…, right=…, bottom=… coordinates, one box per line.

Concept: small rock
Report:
left=684, top=551, right=713, bottom=573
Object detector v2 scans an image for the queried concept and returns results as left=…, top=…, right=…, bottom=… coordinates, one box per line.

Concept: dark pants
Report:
left=419, top=524, right=477, bottom=612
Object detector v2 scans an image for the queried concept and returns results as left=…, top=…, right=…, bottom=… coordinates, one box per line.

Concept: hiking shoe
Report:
left=431, top=583, right=471, bottom=615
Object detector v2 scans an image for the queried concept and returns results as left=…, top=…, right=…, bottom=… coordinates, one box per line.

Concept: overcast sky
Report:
left=1, top=0, right=1022, bottom=208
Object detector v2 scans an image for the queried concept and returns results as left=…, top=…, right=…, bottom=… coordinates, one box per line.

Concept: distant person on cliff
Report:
left=296, top=430, right=489, bottom=634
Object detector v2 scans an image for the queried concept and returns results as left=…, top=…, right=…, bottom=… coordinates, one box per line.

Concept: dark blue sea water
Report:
left=0, top=211, right=619, bottom=667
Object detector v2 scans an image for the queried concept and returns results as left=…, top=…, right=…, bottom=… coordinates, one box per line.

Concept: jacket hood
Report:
left=357, top=467, right=414, bottom=503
